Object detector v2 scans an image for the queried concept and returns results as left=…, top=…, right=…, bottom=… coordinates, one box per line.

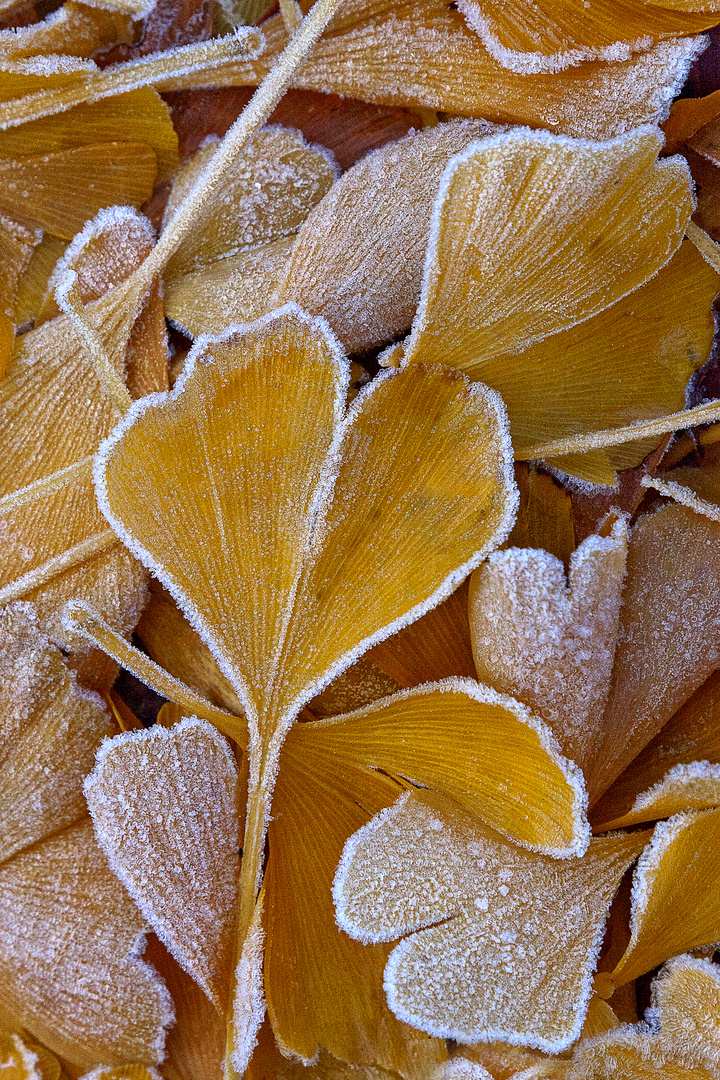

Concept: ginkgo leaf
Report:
left=299, top=682, right=588, bottom=857
left=95, top=304, right=516, bottom=750
left=592, top=671, right=720, bottom=826
left=505, top=465, right=575, bottom=569
left=469, top=522, right=628, bottom=771
left=610, top=807, right=720, bottom=988
left=334, top=789, right=645, bottom=1052
left=567, top=956, right=720, bottom=1078
left=0, top=604, right=114, bottom=865
left=229, top=1, right=702, bottom=140
left=163, top=126, right=337, bottom=278
left=165, top=237, right=291, bottom=338
left=0, top=213, right=39, bottom=375
left=85, top=719, right=242, bottom=1013
left=265, top=720, right=444, bottom=1075
left=0, top=143, right=158, bottom=239
left=278, top=119, right=499, bottom=353
left=589, top=506, right=720, bottom=803
left=0, top=611, right=172, bottom=1068
left=0, top=88, right=179, bottom=186
left=80, top=1068, right=162, bottom=1080
left=15, top=235, right=67, bottom=328
left=595, top=762, right=720, bottom=830
left=401, top=126, right=692, bottom=373
left=465, top=240, right=718, bottom=474
left=456, top=0, right=718, bottom=74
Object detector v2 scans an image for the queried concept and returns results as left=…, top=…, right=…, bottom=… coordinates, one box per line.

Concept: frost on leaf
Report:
left=0, top=1031, right=61, bottom=1080
left=95, top=305, right=517, bottom=751
left=456, top=0, right=719, bottom=75
left=334, top=789, right=645, bottom=1052
left=467, top=240, right=718, bottom=482
left=279, top=119, right=499, bottom=353
left=469, top=522, right=627, bottom=772
left=402, top=126, right=692, bottom=375
left=237, top=1, right=702, bottom=140
left=0, top=610, right=171, bottom=1068
left=589, top=506, right=720, bottom=802
left=610, top=807, right=720, bottom=988
left=595, top=761, right=720, bottom=830
left=84, top=718, right=242, bottom=1013
left=0, top=207, right=167, bottom=684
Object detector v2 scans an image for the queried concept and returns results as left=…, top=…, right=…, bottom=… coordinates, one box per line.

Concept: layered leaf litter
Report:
left=3, top=0, right=720, bottom=1076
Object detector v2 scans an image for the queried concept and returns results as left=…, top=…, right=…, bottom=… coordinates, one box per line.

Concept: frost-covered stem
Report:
left=0, top=530, right=117, bottom=605
left=640, top=474, right=720, bottom=521
left=125, top=0, right=341, bottom=297
left=56, top=276, right=132, bottom=414
left=64, top=602, right=249, bottom=743
left=0, top=456, right=94, bottom=514
left=0, top=33, right=262, bottom=129
left=517, top=397, right=720, bottom=460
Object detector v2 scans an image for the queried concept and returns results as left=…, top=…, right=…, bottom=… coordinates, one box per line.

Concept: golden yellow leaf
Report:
left=402, top=126, right=692, bottom=373
left=279, top=119, right=498, bottom=353
left=611, top=808, right=720, bottom=987
left=85, top=719, right=242, bottom=1013
left=595, top=762, right=720, bottom=830
left=334, top=789, right=646, bottom=1052
left=0, top=2, right=135, bottom=61
left=470, top=240, right=718, bottom=476
left=505, top=465, right=575, bottom=570
left=457, top=0, right=718, bottom=74
left=0, top=1032, right=61, bottom=1080
left=469, top=522, right=628, bottom=772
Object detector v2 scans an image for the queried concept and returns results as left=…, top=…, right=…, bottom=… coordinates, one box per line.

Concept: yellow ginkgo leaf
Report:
left=595, top=762, right=720, bottom=830
left=0, top=212, right=39, bottom=376
left=402, top=126, right=692, bottom=373
left=0, top=142, right=157, bottom=239
left=279, top=119, right=499, bottom=353
left=334, top=789, right=646, bottom=1052
left=469, top=522, right=628, bottom=772
left=505, top=465, right=575, bottom=570
left=164, top=126, right=337, bottom=278
left=611, top=808, right=720, bottom=987
left=456, top=0, right=718, bottom=74
left=0, top=88, right=179, bottom=186
left=229, top=1, right=703, bottom=140
left=469, top=240, right=718, bottom=477
left=0, top=609, right=172, bottom=1068
left=85, top=719, right=243, bottom=1013
left=590, top=506, right=720, bottom=803
left=80, top=1067, right=162, bottom=1080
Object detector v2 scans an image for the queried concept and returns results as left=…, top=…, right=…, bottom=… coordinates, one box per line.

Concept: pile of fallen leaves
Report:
left=2, top=1, right=720, bottom=1078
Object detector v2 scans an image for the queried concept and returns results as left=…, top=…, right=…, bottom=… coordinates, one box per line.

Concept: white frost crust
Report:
left=324, top=676, right=589, bottom=865
left=457, top=0, right=658, bottom=75
left=402, top=123, right=692, bottom=370
left=126, top=926, right=176, bottom=1064
left=84, top=717, right=239, bottom=1006
left=6, top=1034, right=42, bottom=1080
left=230, top=900, right=266, bottom=1075
left=95, top=305, right=518, bottom=758
left=263, top=122, right=341, bottom=180
left=433, top=1058, right=494, bottom=1080
left=629, top=761, right=720, bottom=814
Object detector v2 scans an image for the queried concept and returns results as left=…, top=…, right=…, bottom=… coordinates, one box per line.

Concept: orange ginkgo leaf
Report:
left=334, top=788, right=645, bottom=1052
left=0, top=1, right=135, bottom=62
left=0, top=606, right=172, bottom=1069
left=0, top=1031, right=61, bottom=1080
left=455, top=0, right=719, bottom=74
